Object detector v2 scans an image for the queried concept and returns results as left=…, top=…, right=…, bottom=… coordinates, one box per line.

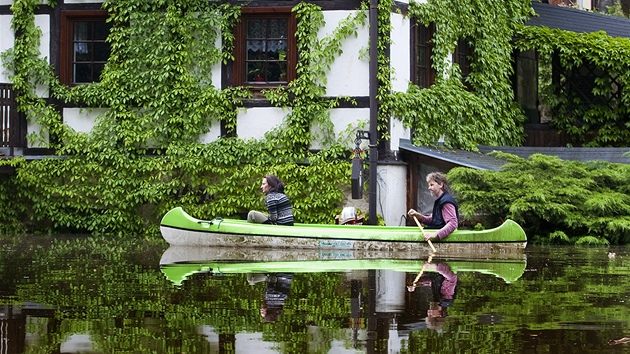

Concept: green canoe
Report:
left=160, top=207, right=527, bottom=253
left=161, top=257, right=527, bottom=287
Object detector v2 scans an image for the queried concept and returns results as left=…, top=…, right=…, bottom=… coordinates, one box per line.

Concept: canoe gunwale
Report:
left=160, top=207, right=528, bottom=251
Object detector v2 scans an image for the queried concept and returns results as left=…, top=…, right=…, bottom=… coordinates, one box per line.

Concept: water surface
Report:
left=0, top=235, right=628, bottom=353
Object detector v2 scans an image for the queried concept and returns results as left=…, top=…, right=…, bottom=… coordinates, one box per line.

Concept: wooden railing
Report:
left=0, top=84, right=13, bottom=147
left=0, top=84, right=26, bottom=156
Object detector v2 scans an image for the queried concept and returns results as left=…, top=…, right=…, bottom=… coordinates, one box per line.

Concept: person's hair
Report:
left=265, top=174, right=285, bottom=193
left=426, top=172, right=450, bottom=192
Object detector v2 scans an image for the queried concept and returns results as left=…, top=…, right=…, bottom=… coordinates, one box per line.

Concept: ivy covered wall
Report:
left=515, top=26, right=630, bottom=147
left=2, top=0, right=627, bottom=237
left=0, top=0, right=368, bottom=235
left=392, top=0, right=534, bottom=151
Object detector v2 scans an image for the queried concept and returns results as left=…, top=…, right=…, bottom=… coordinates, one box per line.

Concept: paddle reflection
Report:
left=405, top=259, right=458, bottom=332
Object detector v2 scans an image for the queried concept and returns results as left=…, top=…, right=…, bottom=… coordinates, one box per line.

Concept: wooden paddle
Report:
left=413, top=215, right=437, bottom=253
left=407, top=255, right=433, bottom=292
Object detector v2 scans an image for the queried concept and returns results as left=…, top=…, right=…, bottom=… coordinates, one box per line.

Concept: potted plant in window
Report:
left=277, top=49, right=287, bottom=81
left=248, top=67, right=265, bottom=82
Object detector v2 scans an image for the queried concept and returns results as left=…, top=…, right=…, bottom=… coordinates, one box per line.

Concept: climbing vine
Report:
left=376, top=0, right=393, bottom=141
left=0, top=0, right=373, bottom=236
left=264, top=3, right=368, bottom=154
left=391, top=0, right=533, bottom=150
left=514, top=26, right=630, bottom=147
left=6, top=0, right=597, bottom=236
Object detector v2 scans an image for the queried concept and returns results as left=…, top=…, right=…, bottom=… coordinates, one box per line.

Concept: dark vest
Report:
left=427, top=191, right=459, bottom=229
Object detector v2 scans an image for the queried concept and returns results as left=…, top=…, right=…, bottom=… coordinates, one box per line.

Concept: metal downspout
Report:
left=368, top=0, right=379, bottom=225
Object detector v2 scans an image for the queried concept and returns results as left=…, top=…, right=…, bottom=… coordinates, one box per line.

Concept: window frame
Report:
left=233, top=7, right=297, bottom=89
left=60, top=10, right=111, bottom=85
left=454, top=39, right=474, bottom=89
left=412, top=22, right=436, bottom=89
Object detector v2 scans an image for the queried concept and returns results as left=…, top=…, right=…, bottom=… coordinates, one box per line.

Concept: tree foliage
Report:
left=448, top=153, right=630, bottom=245
left=515, top=26, right=630, bottom=147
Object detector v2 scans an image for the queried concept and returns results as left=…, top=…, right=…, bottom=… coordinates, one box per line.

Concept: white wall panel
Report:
left=311, top=107, right=369, bottom=150
left=0, top=15, right=14, bottom=82
left=236, top=107, right=289, bottom=140
left=212, top=33, right=222, bottom=89
left=390, top=117, right=410, bottom=151
left=390, top=12, right=410, bottom=93
left=320, top=11, right=370, bottom=97
left=199, top=121, right=222, bottom=144
left=63, top=107, right=105, bottom=133
left=34, top=14, right=50, bottom=98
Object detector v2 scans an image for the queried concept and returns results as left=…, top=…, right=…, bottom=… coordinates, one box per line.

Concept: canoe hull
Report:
left=160, top=225, right=526, bottom=253
left=159, top=247, right=527, bottom=286
left=160, top=207, right=527, bottom=252
left=160, top=246, right=527, bottom=265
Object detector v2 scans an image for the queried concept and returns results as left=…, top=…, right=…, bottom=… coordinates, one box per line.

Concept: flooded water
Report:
left=0, top=235, right=628, bottom=353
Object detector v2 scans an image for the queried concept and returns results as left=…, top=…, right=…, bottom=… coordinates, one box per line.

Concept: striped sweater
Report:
left=266, top=192, right=294, bottom=225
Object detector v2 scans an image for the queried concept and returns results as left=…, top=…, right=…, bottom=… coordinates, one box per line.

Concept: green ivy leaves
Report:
left=0, top=0, right=357, bottom=236
left=396, top=0, right=533, bottom=149
left=515, top=26, right=630, bottom=147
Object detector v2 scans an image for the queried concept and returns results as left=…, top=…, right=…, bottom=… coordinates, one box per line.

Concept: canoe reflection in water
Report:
left=406, top=261, right=458, bottom=331
left=247, top=273, right=293, bottom=322
left=159, top=246, right=527, bottom=350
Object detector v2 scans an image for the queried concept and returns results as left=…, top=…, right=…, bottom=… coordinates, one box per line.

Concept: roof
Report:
left=477, top=146, right=630, bottom=164
left=399, top=139, right=630, bottom=171
left=398, top=139, right=508, bottom=171
left=527, top=1, right=630, bottom=38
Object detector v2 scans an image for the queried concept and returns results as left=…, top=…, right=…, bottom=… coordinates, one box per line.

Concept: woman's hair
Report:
left=426, top=172, right=450, bottom=192
left=265, top=174, right=285, bottom=193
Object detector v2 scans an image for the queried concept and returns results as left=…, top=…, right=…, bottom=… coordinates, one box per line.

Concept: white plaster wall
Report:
left=390, top=12, right=410, bottom=93
left=212, top=33, right=222, bottom=89
left=27, top=121, right=47, bottom=148
left=34, top=14, right=50, bottom=98
left=236, top=107, right=290, bottom=140
left=319, top=11, right=369, bottom=97
left=311, top=107, right=369, bottom=150
left=0, top=15, right=14, bottom=82
left=376, top=163, right=408, bottom=226
left=199, top=120, right=223, bottom=143
left=63, top=107, right=106, bottom=133
left=390, top=117, right=410, bottom=152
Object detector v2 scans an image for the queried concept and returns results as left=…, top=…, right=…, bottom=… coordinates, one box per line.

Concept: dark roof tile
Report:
left=527, top=1, right=630, bottom=38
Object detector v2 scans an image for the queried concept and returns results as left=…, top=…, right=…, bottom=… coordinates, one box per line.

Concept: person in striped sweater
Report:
left=247, top=174, right=294, bottom=226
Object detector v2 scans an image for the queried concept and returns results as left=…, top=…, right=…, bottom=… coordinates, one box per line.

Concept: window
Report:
left=233, top=8, right=297, bottom=87
left=454, top=39, right=473, bottom=89
left=1, top=84, right=16, bottom=147
left=413, top=23, right=435, bottom=88
left=61, top=10, right=111, bottom=85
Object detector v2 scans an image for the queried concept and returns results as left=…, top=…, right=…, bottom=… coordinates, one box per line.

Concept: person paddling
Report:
left=408, top=172, right=459, bottom=241
left=247, top=174, right=294, bottom=226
